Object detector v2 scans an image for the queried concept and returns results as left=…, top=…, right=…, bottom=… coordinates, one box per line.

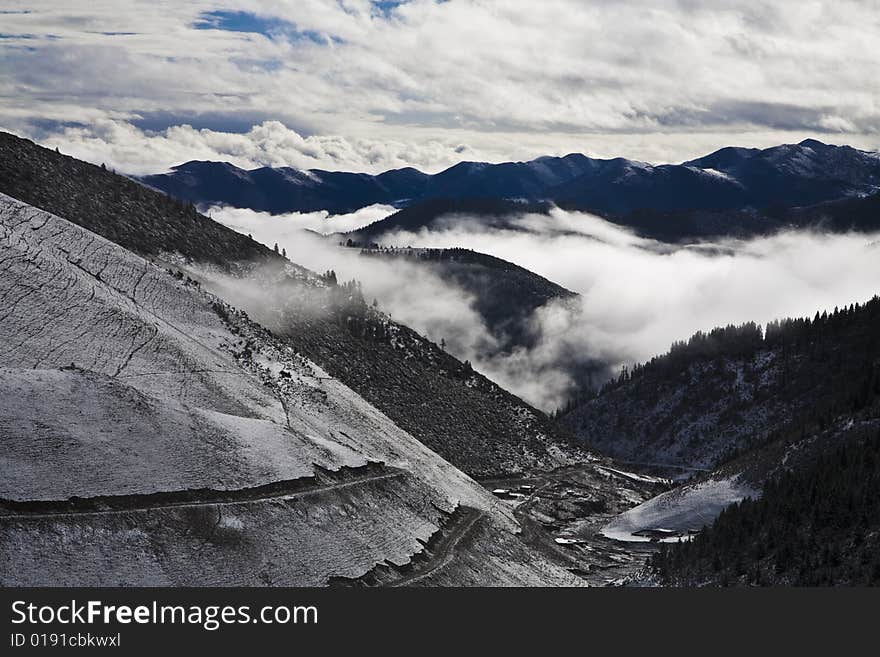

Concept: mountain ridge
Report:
left=138, top=138, right=880, bottom=218
left=0, top=130, right=586, bottom=479
left=0, top=191, right=587, bottom=585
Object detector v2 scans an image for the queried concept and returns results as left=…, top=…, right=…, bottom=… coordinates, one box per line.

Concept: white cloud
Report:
left=386, top=210, right=880, bottom=367
left=35, top=119, right=477, bottom=175
left=206, top=202, right=395, bottom=235
left=209, top=204, right=880, bottom=410
left=209, top=205, right=501, bottom=369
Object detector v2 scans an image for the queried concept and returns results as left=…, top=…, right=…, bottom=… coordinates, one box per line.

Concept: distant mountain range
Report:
left=141, top=139, right=880, bottom=217
left=339, top=188, right=880, bottom=245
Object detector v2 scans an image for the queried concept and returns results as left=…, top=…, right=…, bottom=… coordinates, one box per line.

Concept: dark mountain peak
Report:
left=309, top=168, right=368, bottom=179
left=529, top=152, right=589, bottom=165
left=798, top=138, right=828, bottom=149
left=606, top=156, right=651, bottom=170
left=690, top=139, right=864, bottom=170
left=433, top=161, right=492, bottom=178
left=377, top=165, right=428, bottom=177
left=172, top=159, right=247, bottom=173
left=683, top=145, right=761, bottom=169
left=345, top=197, right=552, bottom=244
left=761, top=141, right=819, bottom=160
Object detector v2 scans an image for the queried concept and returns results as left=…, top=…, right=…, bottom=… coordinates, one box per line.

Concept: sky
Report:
left=1, top=1, right=879, bottom=174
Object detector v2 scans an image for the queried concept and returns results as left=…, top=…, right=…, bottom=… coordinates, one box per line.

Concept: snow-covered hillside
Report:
left=0, top=193, right=579, bottom=586
left=602, top=476, right=758, bottom=543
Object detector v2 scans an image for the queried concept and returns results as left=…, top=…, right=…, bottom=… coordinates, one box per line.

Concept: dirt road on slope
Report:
left=0, top=464, right=403, bottom=520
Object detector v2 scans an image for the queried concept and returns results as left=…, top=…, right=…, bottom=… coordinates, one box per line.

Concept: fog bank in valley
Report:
left=210, top=204, right=880, bottom=411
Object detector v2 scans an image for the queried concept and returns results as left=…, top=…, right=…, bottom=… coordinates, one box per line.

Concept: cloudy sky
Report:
left=2, top=1, right=878, bottom=174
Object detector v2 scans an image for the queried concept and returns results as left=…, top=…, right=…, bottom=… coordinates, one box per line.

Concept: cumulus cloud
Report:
left=2, top=1, right=879, bottom=172
left=28, top=117, right=874, bottom=177
left=27, top=119, right=479, bottom=175
left=207, top=202, right=396, bottom=235
left=209, top=204, right=880, bottom=410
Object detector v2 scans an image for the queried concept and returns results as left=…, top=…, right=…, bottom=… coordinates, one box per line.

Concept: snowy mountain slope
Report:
left=0, top=133, right=583, bottom=479
left=195, top=259, right=584, bottom=478
left=0, top=194, right=580, bottom=586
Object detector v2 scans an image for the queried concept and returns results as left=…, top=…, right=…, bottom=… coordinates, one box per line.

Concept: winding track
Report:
left=386, top=507, right=484, bottom=587
left=0, top=467, right=404, bottom=520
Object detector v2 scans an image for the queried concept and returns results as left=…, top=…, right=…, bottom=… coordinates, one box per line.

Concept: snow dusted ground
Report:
left=601, top=476, right=758, bottom=543
left=0, top=193, right=579, bottom=585
left=594, top=465, right=672, bottom=486
left=0, top=194, right=358, bottom=499
left=565, top=353, right=788, bottom=471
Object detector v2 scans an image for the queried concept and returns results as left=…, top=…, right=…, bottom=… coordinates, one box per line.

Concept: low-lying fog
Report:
left=209, top=204, right=880, bottom=411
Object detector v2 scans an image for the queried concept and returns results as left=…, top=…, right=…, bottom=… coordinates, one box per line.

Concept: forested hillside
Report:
left=561, top=298, right=880, bottom=470
left=651, top=425, right=880, bottom=586
left=0, top=132, right=281, bottom=271
left=356, top=246, right=577, bottom=354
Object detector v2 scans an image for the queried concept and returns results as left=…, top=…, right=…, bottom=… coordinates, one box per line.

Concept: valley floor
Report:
left=481, top=464, right=665, bottom=586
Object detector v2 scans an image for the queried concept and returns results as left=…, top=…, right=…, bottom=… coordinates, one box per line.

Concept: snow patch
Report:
left=601, top=476, right=759, bottom=543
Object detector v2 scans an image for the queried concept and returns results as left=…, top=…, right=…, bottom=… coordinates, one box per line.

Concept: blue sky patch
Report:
left=192, top=10, right=285, bottom=35
left=371, top=1, right=409, bottom=18
left=191, top=10, right=335, bottom=44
